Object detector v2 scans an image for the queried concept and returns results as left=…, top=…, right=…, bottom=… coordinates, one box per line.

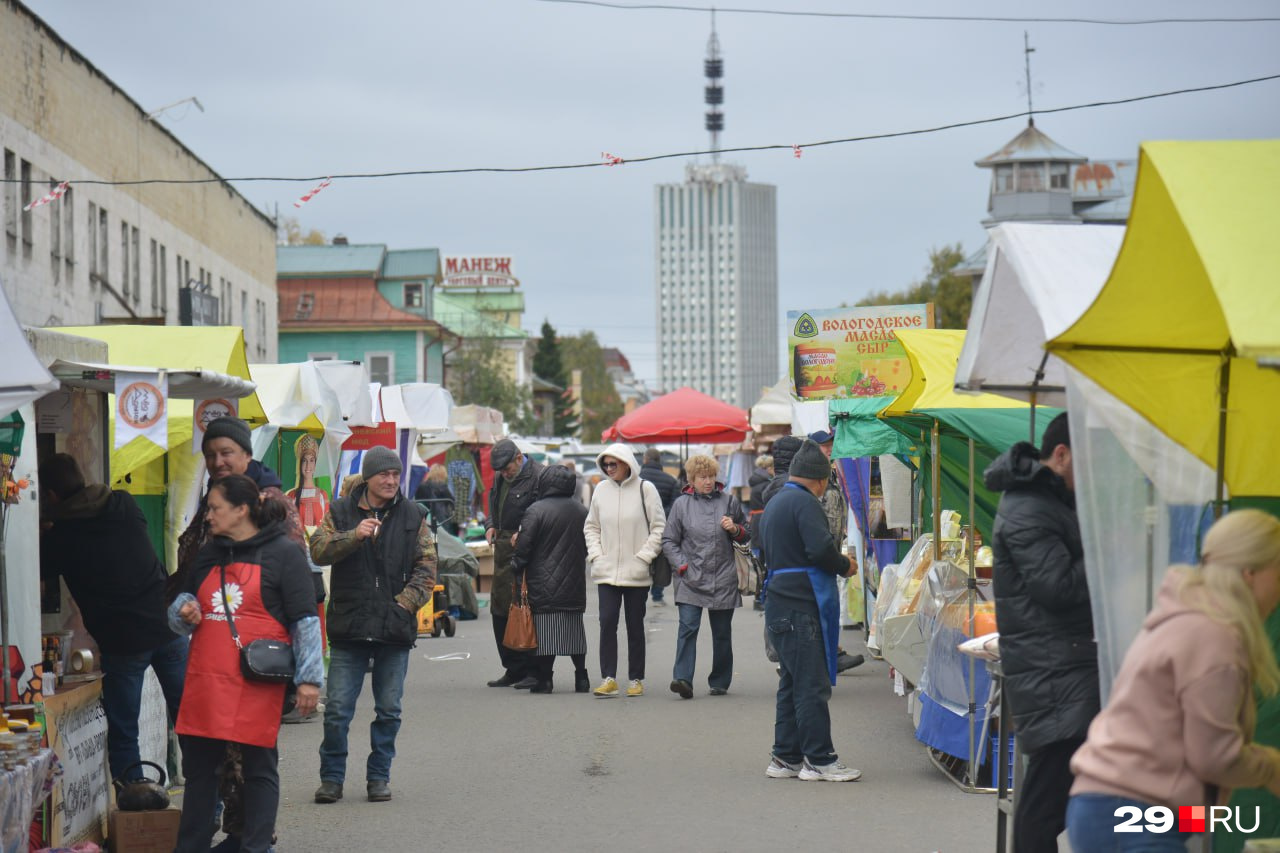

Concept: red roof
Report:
left=277, top=278, right=435, bottom=328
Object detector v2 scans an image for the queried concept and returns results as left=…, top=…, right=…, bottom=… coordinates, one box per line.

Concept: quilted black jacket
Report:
left=512, top=465, right=589, bottom=613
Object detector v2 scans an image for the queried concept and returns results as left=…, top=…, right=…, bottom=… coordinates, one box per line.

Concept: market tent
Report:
left=601, top=386, right=750, bottom=444
left=748, top=376, right=793, bottom=432
left=309, top=360, right=374, bottom=426
left=955, top=222, right=1124, bottom=408
left=0, top=287, right=58, bottom=421
left=379, top=383, right=454, bottom=431
left=881, top=329, right=1050, bottom=542
left=55, top=326, right=266, bottom=479
left=1049, top=140, right=1280, bottom=500
left=248, top=362, right=351, bottom=505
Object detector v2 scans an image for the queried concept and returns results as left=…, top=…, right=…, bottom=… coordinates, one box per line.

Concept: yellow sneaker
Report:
left=626, top=679, right=644, bottom=697
left=593, top=677, right=619, bottom=697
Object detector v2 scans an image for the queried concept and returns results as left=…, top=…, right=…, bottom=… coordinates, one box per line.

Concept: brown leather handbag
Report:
left=502, top=578, right=538, bottom=651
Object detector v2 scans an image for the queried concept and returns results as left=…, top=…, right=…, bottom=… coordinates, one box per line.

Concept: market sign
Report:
left=342, top=421, right=397, bottom=451
left=114, top=371, right=168, bottom=450
left=192, top=397, right=239, bottom=454
left=787, top=304, right=933, bottom=400
left=440, top=255, right=519, bottom=288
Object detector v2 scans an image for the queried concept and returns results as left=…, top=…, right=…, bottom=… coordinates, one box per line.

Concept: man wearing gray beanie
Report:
left=311, top=445, right=437, bottom=804
left=757, top=440, right=861, bottom=783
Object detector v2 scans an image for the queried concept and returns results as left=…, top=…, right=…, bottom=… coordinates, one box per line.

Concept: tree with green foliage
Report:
left=446, top=336, right=537, bottom=434
left=531, top=320, right=578, bottom=435
left=856, top=244, right=972, bottom=329
left=559, top=331, right=624, bottom=440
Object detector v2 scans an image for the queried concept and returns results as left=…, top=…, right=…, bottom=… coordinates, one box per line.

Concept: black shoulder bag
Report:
left=219, top=563, right=296, bottom=683
left=640, top=481, right=673, bottom=587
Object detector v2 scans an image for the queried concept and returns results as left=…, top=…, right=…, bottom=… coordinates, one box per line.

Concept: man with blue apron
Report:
left=758, top=440, right=862, bottom=783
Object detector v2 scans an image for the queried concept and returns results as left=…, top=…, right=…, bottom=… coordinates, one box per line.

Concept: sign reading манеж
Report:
left=440, top=256, right=518, bottom=288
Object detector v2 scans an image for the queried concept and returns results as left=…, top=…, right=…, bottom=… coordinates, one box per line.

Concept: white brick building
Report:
left=0, top=1, right=277, bottom=359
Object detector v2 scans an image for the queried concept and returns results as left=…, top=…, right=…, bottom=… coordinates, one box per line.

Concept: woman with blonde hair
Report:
left=662, top=453, right=748, bottom=699
left=1067, top=509, right=1280, bottom=851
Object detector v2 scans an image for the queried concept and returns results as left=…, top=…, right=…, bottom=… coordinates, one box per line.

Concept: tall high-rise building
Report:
left=654, top=22, right=778, bottom=409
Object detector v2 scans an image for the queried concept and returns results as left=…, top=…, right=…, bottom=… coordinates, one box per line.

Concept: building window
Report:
left=994, top=165, right=1014, bottom=194
left=307, top=352, right=337, bottom=361
left=121, top=221, right=131, bottom=298
left=403, top=282, right=423, bottom=308
left=241, top=290, right=248, bottom=328
left=96, top=206, right=108, bottom=281
left=2, top=149, right=15, bottom=247
left=131, top=226, right=140, bottom=304
left=50, top=180, right=62, bottom=285
left=1050, top=162, right=1070, bottom=190
left=366, top=353, right=393, bottom=386
left=88, top=202, right=99, bottom=277
left=1016, top=162, right=1045, bottom=192
left=19, top=159, right=32, bottom=253
left=63, top=186, right=74, bottom=277
left=159, top=244, right=167, bottom=311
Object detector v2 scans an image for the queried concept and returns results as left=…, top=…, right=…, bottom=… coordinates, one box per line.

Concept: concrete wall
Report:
left=0, top=1, right=277, bottom=359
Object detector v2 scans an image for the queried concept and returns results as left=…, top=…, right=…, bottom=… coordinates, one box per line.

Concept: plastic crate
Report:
left=990, top=734, right=1016, bottom=789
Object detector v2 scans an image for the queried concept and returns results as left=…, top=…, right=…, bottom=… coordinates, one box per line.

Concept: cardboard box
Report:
left=108, top=807, right=181, bottom=853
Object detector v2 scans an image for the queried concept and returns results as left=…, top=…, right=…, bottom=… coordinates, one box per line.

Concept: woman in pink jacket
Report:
left=1067, top=509, right=1280, bottom=851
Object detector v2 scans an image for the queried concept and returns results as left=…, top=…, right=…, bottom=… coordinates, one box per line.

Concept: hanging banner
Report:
left=787, top=304, right=933, bottom=401
left=192, top=397, right=240, bottom=454
left=114, top=372, right=168, bottom=450
left=342, top=421, right=397, bottom=451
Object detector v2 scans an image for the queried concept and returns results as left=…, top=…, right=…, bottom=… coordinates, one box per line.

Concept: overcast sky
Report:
left=24, top=1, right=1280, bottom=389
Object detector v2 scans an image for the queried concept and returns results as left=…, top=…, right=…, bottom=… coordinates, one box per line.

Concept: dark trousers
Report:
left=597, top=584, right=648, bottom=680
left=176, top=735, right=278, bottom=853
left=673, top=604, right=734, bottom=690
left=767, top=603, right=836, bottom=765
left=99, top=634, right=187, bottom=781
left=534, top=653, right=587, bottom=682
left=491, top=613, right=531, bottom=679
left=1014, top=736, right=1085, bottom=853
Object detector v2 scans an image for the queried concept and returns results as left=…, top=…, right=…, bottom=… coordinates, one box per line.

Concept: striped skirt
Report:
left=532, top=611, right=588, bottom=656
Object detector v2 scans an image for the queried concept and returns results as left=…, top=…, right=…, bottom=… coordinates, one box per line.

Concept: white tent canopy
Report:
left=50, top=360, right=257, bottom=400
left=0, top=287, right=57, bottom=421
left=379, top=383, right=454, bottom=432
left=309, top=360, right=374, bottom=426
left=749, top=376, right=793, bottom=431
left=955, top=222, right=1124, bottom=407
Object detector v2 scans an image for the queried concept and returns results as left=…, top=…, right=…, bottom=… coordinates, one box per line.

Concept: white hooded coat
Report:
left=584, top=443, right=666, bottom=587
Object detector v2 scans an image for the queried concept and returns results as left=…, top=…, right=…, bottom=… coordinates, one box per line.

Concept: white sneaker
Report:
left=799, top=759, right=862, bottom=782
left=765, top=756, right=802, bottom=778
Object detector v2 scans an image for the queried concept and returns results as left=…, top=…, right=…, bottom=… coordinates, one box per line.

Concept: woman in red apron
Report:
left=167, top=475, right=324, bottom=853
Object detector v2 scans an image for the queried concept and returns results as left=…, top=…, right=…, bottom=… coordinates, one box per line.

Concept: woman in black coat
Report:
left=512, top=465, right=591, bottom=694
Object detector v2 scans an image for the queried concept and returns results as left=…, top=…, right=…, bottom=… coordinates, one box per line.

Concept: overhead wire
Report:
left=6, top=71, right=1278, bottom=188
left=532, top=0, right=1280, bottom=26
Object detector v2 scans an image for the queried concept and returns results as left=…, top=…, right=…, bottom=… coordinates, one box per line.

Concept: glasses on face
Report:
left=601, top=461, right=618, bottom=471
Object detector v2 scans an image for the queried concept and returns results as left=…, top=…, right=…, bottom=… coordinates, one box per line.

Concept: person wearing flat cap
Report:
left=310, top=445, right=437, bottom=805
left=171, top=416, right=310, bottom=848
left=758, top=440, right=862, bottom=783
left=484, top=438, right=544, bottom=689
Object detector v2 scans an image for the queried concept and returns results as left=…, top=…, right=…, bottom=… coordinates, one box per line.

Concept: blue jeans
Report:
left=766, top=604, right=836, bottom=765
left=672, top=604, right=733, bottom=690
left=99, top=634, right=188, bottom=781
left=319, top=642, right=411, bottom=784
left=1067, top=794, right=1194, bottom=852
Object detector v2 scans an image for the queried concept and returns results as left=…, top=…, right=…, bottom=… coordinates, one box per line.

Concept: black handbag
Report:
left=219, top=564, right=295, bottom=684
left=640, top=482, right=672, bottom=586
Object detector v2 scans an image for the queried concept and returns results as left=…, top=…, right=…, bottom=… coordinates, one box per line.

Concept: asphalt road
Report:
left=256, top=596, right=997, bottom=853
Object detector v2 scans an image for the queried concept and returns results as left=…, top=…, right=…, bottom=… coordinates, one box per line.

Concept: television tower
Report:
left=704, top=13, right=724, bottom=163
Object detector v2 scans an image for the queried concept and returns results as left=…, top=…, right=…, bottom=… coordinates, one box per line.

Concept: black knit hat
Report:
left=202, top=417, right=253, bottom=454
left=361, top=446, right=402, bottom=480
left=789, top=439, right=831, bottom=481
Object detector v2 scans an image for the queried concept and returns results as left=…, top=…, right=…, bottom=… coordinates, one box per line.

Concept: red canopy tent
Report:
left=601, top=387, right=751, bottom=444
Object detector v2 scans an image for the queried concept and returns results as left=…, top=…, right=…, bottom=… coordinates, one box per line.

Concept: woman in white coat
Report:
left=584, top=443, right=666, bottom=697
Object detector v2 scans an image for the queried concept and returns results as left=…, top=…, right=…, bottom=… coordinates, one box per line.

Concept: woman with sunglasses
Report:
left=584, top=443, right=667, bottom=697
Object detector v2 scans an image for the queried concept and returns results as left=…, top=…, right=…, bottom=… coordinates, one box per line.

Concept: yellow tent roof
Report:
left=1049, top=140, right=1280, bottom=497
left=54, top=325, right=265, bottom=479
left=882, top=329, right=1028, bottom=417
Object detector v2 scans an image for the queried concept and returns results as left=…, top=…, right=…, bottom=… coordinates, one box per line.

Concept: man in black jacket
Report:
left=638, top=447, right=678, bottom=603
left=984, top=413, right=1098, bottom=852
left=311, top=446, right=437, bottom=804
left=39, top=454, right=186, bottom=783
left=511, top=465, right=591, bottom=693
left=484, top=439, right=544, bottom=689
